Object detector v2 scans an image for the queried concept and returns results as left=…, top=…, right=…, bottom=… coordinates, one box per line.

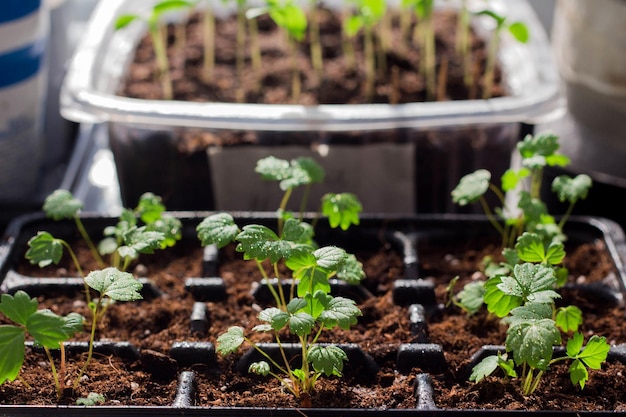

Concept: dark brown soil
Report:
left=120, top=7, right=501, bottom=108
left=3, top=221, right=626, bottom=410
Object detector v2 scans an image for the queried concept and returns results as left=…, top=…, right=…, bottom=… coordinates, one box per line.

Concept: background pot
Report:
left=542, top=0, right=626, bottom=227
left=59, top=0, right=562, bottom=213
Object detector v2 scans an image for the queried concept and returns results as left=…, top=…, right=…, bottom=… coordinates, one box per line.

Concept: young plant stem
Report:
left=308, top=2, right=323, bottom=79
left=152, top=24, right=174, bottom=100
left=342, top=31, right=356, bottom=72
left=390, top=65, right=400, bottom=104
left=482, top=27, right=500, bottom=99
left=202, top=6, right=215, bottom=81
left=420, top=17, right=436, bottom=100
left=289, top=37, right=301, bottom=103
left=278, top=187, right=294, bottom=235
left=363, top=24, right=375, bottom=101
left=59, top=241, right=91, bottom=305
left=236, top=4, right=247, bottom=103
left=44, top=346, right=62, bottom=400
left=247, top=335, right=296, bottom=394
left=255, top=259, right=284, bottom=307
left=249, top=16, right=261, bottom=92
left=59, top=343, right=66, bottom=393
left=298, top=183, right=313, bottom=221
left=175, top=20, right=187, bottom=52
left=456, top=0, right=472, bottom=89
left=73, top=301, right=101, bottom=389
left=558, top=202, right=576, bottom=231
left=436, top=56, right=448, bottom=100
left=74, top=218, right=105, bottom=268
left=16, top=375, right=31, bottom=389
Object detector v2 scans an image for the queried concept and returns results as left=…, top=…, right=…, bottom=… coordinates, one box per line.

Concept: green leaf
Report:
left=119, top=227, right=165, bottom=258
left=0, top=326, right=25, bottom=384
left=258, top=307, right=289, bottom=331
left=318, top=296, right=362, bottom=330
left=451, top=169, right=491, bottom=206
left=25, top=232, right=64, bottom=268
left=236, top=225, right=291, bottom=263
left=336, top=254, right=365, bottom=284
left=0, top=291, right=38, bottom=326
left=517, top=132, right=560, bottom=159
left=483, top=277, right=522, bottom=318
left=508, top=21, right=529, bottom=43
left=515, top=233, right=565, bottom=265
left=62, top=312, right=85, bottom=336
left=27, top=309, right=71, bottom=349
left=309, top=344, right=347, bottom=377
left=343, top=15, right=363, bottom=37
left=314, top=246, right=347, bottom=271
left=76, top=392, right=105, bottom=406
left=501, top=168, right=529, bottom=192
left=504, top=303, right=553, bottom=327
left=288, top=312, right=315, bottom=336
left=255, top=156, right=291, bottom=181
left=569, top=359, right=589, bottom=389
left=152, top=0, right=192, bottom=18
left=84, top=267, right=143, bottom=302
left=498, top=263, right=559, bottom=304
left=575, top=335, right=610, bottom=370
left=197, top=213, right=239, bottom=248
left=255, top=156, right=322, bottom=191
left=147, top=216, right=182, bottom=249
left=216, top=326, right=245, bottom=355
left=296, top=266, right=331, bottom=297
left=98, top=237, right=119, bottom=256
left=281, top=218, right=314, bottom=244
left=135, top=192, right=165, bottom=224
left=43, top=189, right=82, bottom=220
left=293, top=157, right=324, bottom=183
left=268, top=2, right=308, bottom=41
left=545, top=153, right=570, bottom=168
left=506, top=318, right=560, bottom=369
left=286, top=298, right=308, bottom=314
left=469, top=355, right=499, bottom=382
left=456, top=281, right=485, bottom=315
left=556, top=306, right=583, bottom=333
left=114, top=14, right=139, bottom=30
left=321, top=193, right=362, bottom=230
left=249, top=361, right=271, bottom=376
left=552, top=175, right=592, bottom=204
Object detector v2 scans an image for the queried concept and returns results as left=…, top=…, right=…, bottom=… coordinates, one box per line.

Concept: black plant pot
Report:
left=1, top=212, right=625, bottom=415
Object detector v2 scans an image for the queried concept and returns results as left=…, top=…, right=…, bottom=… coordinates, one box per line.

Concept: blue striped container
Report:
left=0, top=0, right=49, bottom=203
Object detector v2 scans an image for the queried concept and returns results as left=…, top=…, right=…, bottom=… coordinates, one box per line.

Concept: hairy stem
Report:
left=44, top=346, right=62, bottom=400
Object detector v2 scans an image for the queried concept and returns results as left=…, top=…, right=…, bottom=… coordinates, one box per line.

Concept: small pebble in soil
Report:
left=444, top=254, right=460, bottom=267
left=134, top=264, right=148, bottom=276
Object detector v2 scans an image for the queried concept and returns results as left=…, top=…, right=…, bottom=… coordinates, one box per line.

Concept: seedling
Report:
left=24, top=190, right=180, bottom=393
left=197, top=156, right=364, bottom=406
left=476, top=9, right=529, bottom=99
left=344, top=0, right=386, bottom=100
left=248, top=0, right=308, bottom=102
left=404, top=0, right=436, bottom=100
left=451, top=132, right=592, bottom=249
left=449, top=132, right=608, bottom=395
left=0, top=291, right=83, bottom=400
left=115, top=0, right=193, bottom=100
